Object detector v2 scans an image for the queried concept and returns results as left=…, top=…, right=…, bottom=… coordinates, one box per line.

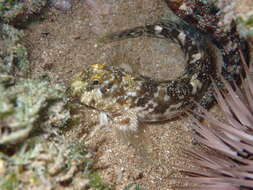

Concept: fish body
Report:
left=71, top=1, right=249, bottom=131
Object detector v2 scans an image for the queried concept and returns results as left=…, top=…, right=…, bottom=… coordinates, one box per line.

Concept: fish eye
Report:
left=92, top=80, right=100, bottom=85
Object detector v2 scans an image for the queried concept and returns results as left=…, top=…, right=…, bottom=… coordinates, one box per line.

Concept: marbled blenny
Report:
left=71, top=0, right=249, bottom=131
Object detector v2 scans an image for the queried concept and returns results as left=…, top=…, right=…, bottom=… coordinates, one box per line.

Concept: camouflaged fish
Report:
left=71, top=0, right=249, bottom=132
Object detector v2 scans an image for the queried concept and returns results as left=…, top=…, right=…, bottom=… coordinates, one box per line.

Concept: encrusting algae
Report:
left=0, top=1, right=113, bottom=190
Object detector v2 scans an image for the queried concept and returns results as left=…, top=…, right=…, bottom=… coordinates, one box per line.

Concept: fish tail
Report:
left=99, top=26, right=147, bottom=43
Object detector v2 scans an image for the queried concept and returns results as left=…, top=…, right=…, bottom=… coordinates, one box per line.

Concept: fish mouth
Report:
left=84, top=104, right=99, bottom=111
left=79, top=89, right=106, bottom=111
left=83, top=102, right=109, bottom=116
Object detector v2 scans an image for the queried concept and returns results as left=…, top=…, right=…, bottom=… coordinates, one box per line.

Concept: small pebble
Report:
left=50, top=0, right=73, bottom=12
left=0, top=159, right=6, bottom=177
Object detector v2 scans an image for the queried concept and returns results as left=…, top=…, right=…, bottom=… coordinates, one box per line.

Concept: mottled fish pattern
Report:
left=71, top=0, right=249, bottom=131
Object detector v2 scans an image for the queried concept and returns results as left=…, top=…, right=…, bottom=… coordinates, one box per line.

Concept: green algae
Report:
left=89, top=172, right=113, bottom=190
left=0, top=24, right=29, bottom=73
left=0, top=137, right=92, bottom=190
left=0, top=172, right=19, bottom=190
left=0, top=6, right=112, bottom=188
left=0, top=0, right=48, bottom=23
left=0, top=136, right=114, bottom=189
left=0, top=77, right=70, bottom=145
left=123, top=184, right=143, bottom=190
left=237, top=14, right=253, bottom=37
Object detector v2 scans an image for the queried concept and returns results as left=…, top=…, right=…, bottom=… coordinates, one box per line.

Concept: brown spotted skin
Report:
left=71, top=21, right=213, bottom=131
left=165, top=0, right=220, bottom=34
left=165, top=0, right=250, bottom=111
left=165, top=0, right=250, bottom=82
left=71, top=1, right=249, bottom=132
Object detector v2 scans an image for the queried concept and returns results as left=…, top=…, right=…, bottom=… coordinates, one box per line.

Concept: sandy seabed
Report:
left=25, top=0, right=253, bottom=189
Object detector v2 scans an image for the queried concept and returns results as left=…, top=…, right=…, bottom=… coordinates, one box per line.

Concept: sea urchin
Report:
left=181, top=52, right=253, bottom=190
